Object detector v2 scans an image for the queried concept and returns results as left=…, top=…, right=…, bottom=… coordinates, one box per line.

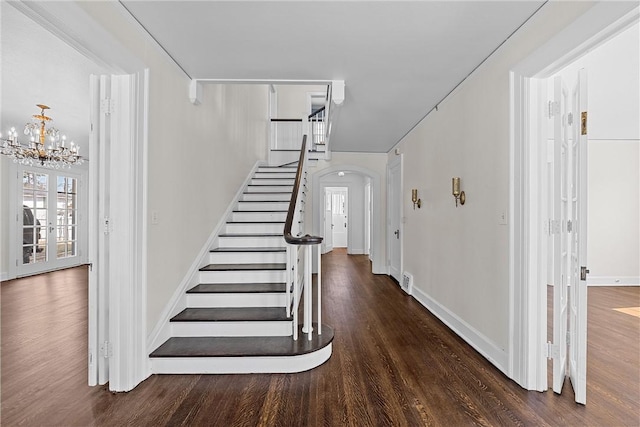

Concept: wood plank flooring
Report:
left=2, top=252, right=639, bottom=426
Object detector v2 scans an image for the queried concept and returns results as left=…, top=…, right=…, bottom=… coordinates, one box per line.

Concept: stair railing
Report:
left=284, top=135, right=323, bottom=340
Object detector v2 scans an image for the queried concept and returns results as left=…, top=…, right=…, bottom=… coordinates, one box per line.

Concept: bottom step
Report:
left=150, top=324, right=334, bottom=374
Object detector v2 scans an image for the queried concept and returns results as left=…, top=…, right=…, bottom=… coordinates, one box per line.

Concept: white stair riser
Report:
left=242, top=193, right=291, bottom=202
left=231, top=211, right=287, bottom=222
left=225, top=222, right=284, bottom=234
left=254, top=172, right=297, bottom=179
left=170, top=320, right=292, bottom=337
left=257, top=167, right=297, bottom=173
left=236, top=201, right=289, bottom=211
left=251, top=178, right=295, bottom=186
left=218, top=235, right=285, bottom=248
left=186, top=293, right=287, bottom=308
left=199, top=269, right=286, bottom=283
left=150, top=345, right=332, bottom=374
left=208, top=250, right=286, bottom=264
left=246, top=185, right=293, bottom=193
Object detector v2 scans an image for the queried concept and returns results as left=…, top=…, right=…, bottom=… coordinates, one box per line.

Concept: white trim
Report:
left=150, top=343, right=332, bottom=374
left=510, top=2, right=639, bottom=391
left=146, top=161, right=264, bottom=354
left=8, top=1, right=143, bottom=74
left=412, top=286, right=508, bottom=375
left=587, top=277, right=640, bottom=287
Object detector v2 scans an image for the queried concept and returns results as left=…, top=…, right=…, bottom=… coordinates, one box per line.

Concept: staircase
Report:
left=150, top=164, right=333, bottom=374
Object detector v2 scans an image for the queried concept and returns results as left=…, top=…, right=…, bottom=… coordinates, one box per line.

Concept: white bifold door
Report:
left=551, top=69, right=588, bottom=405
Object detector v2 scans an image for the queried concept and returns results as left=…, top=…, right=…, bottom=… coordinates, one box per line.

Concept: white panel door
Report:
left=329, top=188, right=348, bottom=248
left=569, top=69, right=588, bottom=405
left=387, top=156, right=402, bottom=282
left=552, top=76, right=570, bottom=394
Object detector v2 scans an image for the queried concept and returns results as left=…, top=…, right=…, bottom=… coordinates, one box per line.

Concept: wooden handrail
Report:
left=271, top=118, right=303, bottom=122
left=284, top=135, right=323, bottom=245
left=307, top=106, right=326, bottom=120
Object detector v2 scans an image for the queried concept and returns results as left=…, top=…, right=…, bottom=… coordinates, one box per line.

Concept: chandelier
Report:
left=1, top=104, right=83, bottom=168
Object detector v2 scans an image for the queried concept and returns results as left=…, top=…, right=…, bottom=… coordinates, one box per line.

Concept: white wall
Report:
left=391, top=1, right=597, bottom=364
left=72, top=2, right=269, bottom=330
left=274, top=84, right=327, bottom=119
left=553, top=22, right=639, bottom=285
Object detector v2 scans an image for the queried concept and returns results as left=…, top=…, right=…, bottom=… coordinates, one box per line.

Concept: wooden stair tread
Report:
left=171, top=307, right=289, bottom=322
left=210, top=247, right=285, bottom=253
left=187, top=283, right=287, bottom=294
left=200, top=263, right=286, bottom=272
left=150, top=324, right=334, bottom=358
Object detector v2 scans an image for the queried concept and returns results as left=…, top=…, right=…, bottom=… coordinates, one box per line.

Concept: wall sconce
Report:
left=411, top=189, right=422, bottom=209
left=452, top=177, right=465, bottom=207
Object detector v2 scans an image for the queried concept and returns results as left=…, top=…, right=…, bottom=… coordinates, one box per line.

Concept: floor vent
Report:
left=401, top=272, right=413, bottom=295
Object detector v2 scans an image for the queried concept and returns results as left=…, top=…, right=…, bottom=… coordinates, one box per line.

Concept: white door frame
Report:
left=387, top=154, right=403, bottom=281
left=509, top=3, right=638, bottom=390
left=12, top=1, right=151, bottom=392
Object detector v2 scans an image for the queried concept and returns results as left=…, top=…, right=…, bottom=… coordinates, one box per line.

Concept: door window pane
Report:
left=56, top=176, right=77, bottom=259
left=22, top=172, right=47, bottom=265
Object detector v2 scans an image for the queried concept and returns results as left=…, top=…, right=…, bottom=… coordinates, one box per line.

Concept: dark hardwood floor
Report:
left=2, top=252, right=639, bottom=426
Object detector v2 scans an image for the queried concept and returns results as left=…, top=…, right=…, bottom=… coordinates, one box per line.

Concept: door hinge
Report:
left=103, top=217, right=111, bottom=235
left=546, top=341, right=559, bottom=359
left=567, top=112, right=573, bottom=126
left=100, top=341, right=113, bottom=359
left=581, top=111, right=588, bottom=135
left=548, top=101, right=560, bottom=119
left=566, top=219, right=572, bottom=233
left=100, top=98, right=115, bottom=115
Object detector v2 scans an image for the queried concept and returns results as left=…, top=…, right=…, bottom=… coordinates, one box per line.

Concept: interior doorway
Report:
left=544, top=20, right=639, bottom=404
left=509, top=2, right=638, bottom=398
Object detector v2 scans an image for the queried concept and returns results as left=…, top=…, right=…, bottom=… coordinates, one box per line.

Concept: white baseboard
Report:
left=411, top=286, right=508, bottom=376
left=0, top=272, right=9, bottom=282
left=146, top=161, right=264, bottom=354
left=588, top=276, right=639, bottom=286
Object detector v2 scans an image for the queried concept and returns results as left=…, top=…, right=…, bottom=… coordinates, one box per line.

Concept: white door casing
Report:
left=387, top=155, right=402, bottom=282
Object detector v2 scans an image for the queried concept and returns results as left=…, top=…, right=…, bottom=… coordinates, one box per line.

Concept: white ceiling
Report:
left=1, top=3, right=107, bottom=152
left=121, top=0, right=546, bottom=153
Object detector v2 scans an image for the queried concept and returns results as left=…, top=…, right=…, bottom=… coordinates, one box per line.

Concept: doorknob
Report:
left=394, top=229, right=399, bottom=238
left=49, top=222, right=54, bottom=233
